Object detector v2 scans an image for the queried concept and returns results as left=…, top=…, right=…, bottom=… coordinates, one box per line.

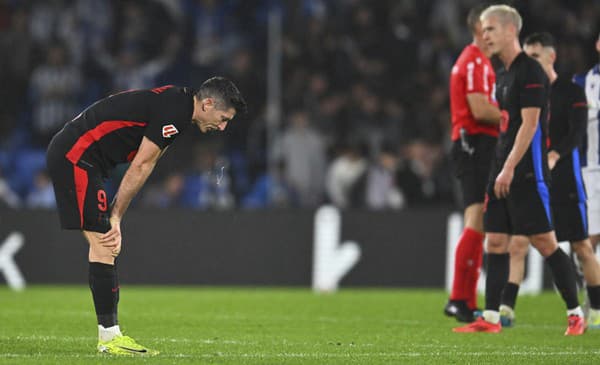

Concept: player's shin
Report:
left=89, top=262, right=121, bottom=341
left=483, top=253, right=509, bottom=323
left=546, top=249, right=582, bottom=315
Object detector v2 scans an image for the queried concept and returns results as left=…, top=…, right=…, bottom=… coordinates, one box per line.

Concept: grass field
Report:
left=1, top=286, right=599, bottom=364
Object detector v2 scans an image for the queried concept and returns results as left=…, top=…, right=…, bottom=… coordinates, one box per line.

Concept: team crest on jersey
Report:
left=162, top=124, right=179, bottom=138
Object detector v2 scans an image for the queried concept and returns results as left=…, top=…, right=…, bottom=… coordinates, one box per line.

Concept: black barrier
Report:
left=0, top=207, right=453, bottom=286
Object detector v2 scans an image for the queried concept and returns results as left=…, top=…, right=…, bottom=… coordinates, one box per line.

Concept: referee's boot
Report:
left=444, top=300, right=475, bottom=323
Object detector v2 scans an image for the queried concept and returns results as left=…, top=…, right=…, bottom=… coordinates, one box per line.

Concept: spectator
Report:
left=272, top=110, right=326, bottom=207
left=25, top=170, right=55, bottom=209
left=0, top=7, right=34, bottom=141
left=141, top=172, right=186, bottom=209
left=242, top=160, right=297, bottom=209
left=0, top=168, right=20, bottom=209
left=97, top=33, right=180, bottom=92
left=325, top=142, right=368, bottom=209
left=29, top=42, right=82, bottom=148
left=365, top=145, right=405, bottom=210
left=182, top=143, right=235, bottom=210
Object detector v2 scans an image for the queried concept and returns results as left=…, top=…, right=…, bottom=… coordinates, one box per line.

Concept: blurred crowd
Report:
left=0, top=0, right=598, bottom=211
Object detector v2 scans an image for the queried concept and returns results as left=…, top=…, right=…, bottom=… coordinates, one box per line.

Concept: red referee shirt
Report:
left=449, top=44, right=499, bottom=141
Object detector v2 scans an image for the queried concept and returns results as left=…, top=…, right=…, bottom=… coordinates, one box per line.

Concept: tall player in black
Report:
left=46, top=77, right=247, bottom=355
left=498, top=33, right=600, bottom=328
left=453, top=5, right=584, bottom=335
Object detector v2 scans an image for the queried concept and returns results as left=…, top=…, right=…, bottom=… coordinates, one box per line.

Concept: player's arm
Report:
left=110, top=137, right=162, bottom=221
left=494, top=107, right=540, bottom=198
left=549, top=86, right=588, bottom=167
left=464, top=58, right=502, bottom=125
left=99, top=137, right=162, bottom=248
left=466, top=93, right=503, bottom=124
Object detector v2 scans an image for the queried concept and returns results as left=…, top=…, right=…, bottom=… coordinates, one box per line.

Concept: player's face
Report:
left=194, top=98, right=236, bottom=133
left=473, top=21, right=490, bottom=55
left=524, top=43, right=554, bottom=69
left=482, top=16, right=507, bottom=56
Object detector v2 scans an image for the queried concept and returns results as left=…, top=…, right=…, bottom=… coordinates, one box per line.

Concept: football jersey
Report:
left=490, top=52, right=550, bottom=183
left=56, top=85, right=194, bottom=174
left=450, top=44, right=499, bottom=141
left=573, top=64, right=600, bottom=171
left=548, top=76, right=588, bottom=202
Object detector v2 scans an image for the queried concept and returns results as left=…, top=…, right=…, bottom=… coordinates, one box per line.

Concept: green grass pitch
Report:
left=1, top=286, right=599, bottom=364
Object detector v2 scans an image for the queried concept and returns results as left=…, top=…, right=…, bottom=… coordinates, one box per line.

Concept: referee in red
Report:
left=445, top=5, right=504, bottom=322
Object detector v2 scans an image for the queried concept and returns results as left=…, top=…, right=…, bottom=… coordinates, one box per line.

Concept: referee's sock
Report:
left=89, top=262, right=120, bottom=338
left=451, top=228, right=484, bottom=308
left=546, top=248, right=580, bottom=311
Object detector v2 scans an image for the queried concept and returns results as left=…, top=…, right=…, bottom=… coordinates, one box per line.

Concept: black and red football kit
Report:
left=46, top=85, right=195, bottom=232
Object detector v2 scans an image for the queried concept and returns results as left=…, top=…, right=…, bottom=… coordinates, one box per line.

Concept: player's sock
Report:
left=89, top=262, right=120, bottom=329
left=484, top=253, right=509, bottom=312
left=451, top=228, right=484, bottom=304
left=500, top=282, right=520, bottom=310
left=545, top=248, right=580, bottom=310
left=567, top=306, right=584, bottom=317
left=482, top=310, right=500, bottom=324
left=587, top=285, right=600, bottom=310
left=98, top=324, right=122, bottom=342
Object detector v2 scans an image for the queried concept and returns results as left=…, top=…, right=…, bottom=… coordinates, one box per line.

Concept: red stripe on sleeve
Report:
left=524, top=84, right=543, bottom=89
left=73, top=165, right=89, bottom=229
left=65, top=121, right=147, bottom=164
left=151, top=85, right=174, bottom=94
left=573, top=102, right=588, bottom=108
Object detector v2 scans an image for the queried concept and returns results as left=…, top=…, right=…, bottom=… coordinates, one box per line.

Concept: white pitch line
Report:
left=2, top=351, right=600, bottom=359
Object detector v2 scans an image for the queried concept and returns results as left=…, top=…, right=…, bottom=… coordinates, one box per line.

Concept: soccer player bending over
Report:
left=445, top=4, right=504, bottom=323
left=46, top=78, right=247, bottom=354
left=499, top=33, right=600, bottom=329
left=453, top=5, right=584, bottom=336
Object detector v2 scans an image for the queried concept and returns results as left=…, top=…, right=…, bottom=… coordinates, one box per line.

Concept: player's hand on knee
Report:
left=99, top=217, right=121, bottom=249
left=111, top=239, right=121, bottom=257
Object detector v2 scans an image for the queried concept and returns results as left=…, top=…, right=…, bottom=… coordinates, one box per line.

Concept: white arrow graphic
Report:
left=0, top=232, right=26, bottom=290
left=312, top=206, right=361, bottom=292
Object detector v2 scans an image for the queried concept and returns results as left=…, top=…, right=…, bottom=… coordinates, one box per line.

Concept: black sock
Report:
left=587, top=285, right=600, bottom=310
left=546, top=248, right=579, bottom=310
left=89, top=262, right=119, bottom=327
left=500, top=282, right=520, bottom=310
left=485, top=253, right=509, bottom=311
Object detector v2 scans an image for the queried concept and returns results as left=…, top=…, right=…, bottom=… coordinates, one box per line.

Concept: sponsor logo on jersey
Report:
left=162, top=124, right=179, bottom=138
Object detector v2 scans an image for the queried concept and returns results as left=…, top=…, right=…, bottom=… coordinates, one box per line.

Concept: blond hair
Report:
left=480, top=4, right=522, bottom=33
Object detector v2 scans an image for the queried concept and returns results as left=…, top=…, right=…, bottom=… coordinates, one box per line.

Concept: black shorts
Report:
left=47, top=131, right=111, bottom=233
left=484, top=180, right=553, bottom=236
left=451, top=134, right=496, bottom=208
left=552, top=200, right=588, bottom=242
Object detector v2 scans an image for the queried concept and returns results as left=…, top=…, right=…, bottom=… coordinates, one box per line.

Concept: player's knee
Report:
left=486, top=236, right=508, bottom=253
left=508, top=239, right=528, bottom=259
left=83, top=231, right=116, bottom=264
left=529, top=232, right=559, bottom=257
left=89, top=244, right=115, bottom=264
left=464, top=204, right=484, bottom=232
left=572, top=241, right=595, bottom=262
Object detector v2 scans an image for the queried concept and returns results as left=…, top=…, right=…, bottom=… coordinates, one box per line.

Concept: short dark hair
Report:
left=196, top=76, right=247, bottom=114
left=524, top=32, right=556, bottom=48
left=467, top=4, right=487, bottom=34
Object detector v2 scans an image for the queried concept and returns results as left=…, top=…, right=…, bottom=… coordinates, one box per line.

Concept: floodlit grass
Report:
left=0, top=286, right=598, bottom=364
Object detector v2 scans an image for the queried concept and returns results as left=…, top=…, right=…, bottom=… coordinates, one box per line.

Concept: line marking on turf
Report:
left=3, top=351, right=600, bottom=359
